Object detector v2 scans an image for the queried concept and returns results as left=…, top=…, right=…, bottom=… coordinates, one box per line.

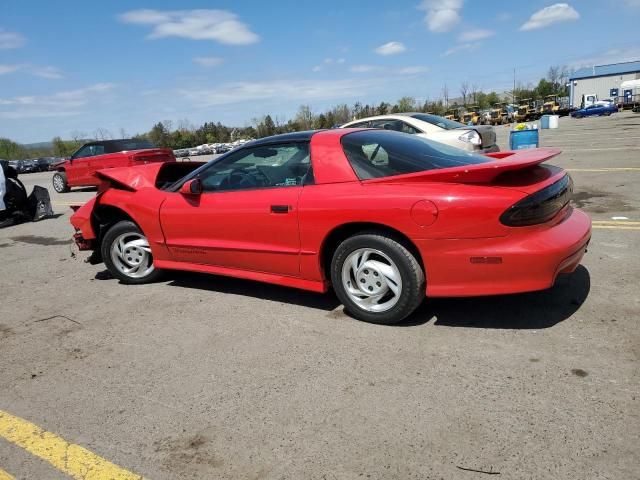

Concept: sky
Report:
left=1, top=0, right=639, bottom=143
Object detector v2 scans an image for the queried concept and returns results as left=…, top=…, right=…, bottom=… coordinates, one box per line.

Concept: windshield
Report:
left=410, top=113, right=465, bottom=130
left=341, top=130, right=491, bottom=180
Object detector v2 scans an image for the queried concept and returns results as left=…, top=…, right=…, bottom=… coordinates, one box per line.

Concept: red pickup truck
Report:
left=52, top=139, right=175, bottom=193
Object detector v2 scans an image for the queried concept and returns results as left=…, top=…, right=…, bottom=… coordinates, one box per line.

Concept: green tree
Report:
left=148, top=122, right=170, bottom=147
left=295, top=105, right=315, bottom=130
left=396, top=96, right=416, bottom=112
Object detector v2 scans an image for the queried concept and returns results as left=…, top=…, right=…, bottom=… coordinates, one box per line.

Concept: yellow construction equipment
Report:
left=461, top=105, right=481, bottom=125
left=444, top=109, right=457, bottom=121
left=515, top=99, right=532, bottom=122
left=489, top=102, right=508, bottom=125
left=542, top=95, right=560, bottom=114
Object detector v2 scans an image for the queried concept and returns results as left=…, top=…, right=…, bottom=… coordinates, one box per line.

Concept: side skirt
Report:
left=154, top=260, right=329, bottom=293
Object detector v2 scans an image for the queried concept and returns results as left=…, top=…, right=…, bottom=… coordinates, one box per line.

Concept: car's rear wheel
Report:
left=52, top=172, right=69, bottom=193
left=331, top=233, right=425, bottom=324
left=101, top=220, right=162, bottom=284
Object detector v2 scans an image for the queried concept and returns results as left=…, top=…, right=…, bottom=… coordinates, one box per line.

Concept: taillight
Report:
left=500, top=175, right=573, bottom=227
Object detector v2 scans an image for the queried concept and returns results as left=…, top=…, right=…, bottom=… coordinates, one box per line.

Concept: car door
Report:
left=67, top=145, right=96, bottom=185
left=159, top=142, right=312, bottom=276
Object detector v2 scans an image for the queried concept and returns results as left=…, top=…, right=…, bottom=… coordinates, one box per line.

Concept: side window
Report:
left=91, top=145, right=105, bottom=156
left=198, top=143, right=311, bottom=192
left=348, top=121, right=370, bottom=128
left=400, top=122, right=420, bottom=134
left=72, top=146, right=93, bottom=159
left=369, top=119, right=419, bottom=134
left=73, top=145, right=105, bottom=159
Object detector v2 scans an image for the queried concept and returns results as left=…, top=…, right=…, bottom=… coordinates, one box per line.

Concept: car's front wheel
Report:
left=101, top=220, right=162, bottom=284
left=331, top=233, right=425, bottom=324
left=52, top=172, right=69, bottom=193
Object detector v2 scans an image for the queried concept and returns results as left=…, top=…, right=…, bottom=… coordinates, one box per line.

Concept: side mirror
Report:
left=180, top=178, right=203, bottom=195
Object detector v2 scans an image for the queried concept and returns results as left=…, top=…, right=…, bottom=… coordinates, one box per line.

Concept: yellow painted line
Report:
left=592, top=225, right=640, bottom=230
left=0, top=468, right=15, bottom=480
left=0, top=410, right=144, bottom=480
left=567, top=168, right=640, bottom=172
left=592, top=220, right=640, bottom=225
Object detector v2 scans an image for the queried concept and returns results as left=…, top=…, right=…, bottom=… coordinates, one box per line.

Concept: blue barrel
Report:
left=540, top=115, right=550, bottom=129
left=509, top=129, right=539, bottom=150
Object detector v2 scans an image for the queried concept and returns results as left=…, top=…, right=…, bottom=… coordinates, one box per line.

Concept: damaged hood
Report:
left=95, top=163, right=165, bottom=191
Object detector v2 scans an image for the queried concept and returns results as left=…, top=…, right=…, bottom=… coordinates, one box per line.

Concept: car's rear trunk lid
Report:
left=129, top=148, right=176, bottom=164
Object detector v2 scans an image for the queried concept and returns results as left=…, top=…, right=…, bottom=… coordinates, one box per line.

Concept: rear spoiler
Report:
left=364, top=148, right=561, bottom=185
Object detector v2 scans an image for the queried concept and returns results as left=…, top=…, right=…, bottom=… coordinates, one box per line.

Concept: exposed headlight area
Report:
left=458, top=130, right=482, bottom=146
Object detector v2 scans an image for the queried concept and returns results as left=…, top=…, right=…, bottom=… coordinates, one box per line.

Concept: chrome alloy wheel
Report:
left=110, top=232, right=154, bottom=279
left=341, top=248, right=402, bottom=312
left=53, top=175, right=65, bottom=192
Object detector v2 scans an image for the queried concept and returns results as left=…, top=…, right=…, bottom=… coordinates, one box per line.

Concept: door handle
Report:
left=270, top=205, right=290, bottom=213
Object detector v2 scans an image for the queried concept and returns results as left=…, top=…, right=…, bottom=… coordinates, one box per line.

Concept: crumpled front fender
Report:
left=70, top=196, right=97, bottom=240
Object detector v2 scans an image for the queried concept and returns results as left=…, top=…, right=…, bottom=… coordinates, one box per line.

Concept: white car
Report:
left=342, top=112, right=499, bottom=153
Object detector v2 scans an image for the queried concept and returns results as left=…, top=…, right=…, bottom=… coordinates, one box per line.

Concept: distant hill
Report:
left=21, top=141, right=53, bottom=150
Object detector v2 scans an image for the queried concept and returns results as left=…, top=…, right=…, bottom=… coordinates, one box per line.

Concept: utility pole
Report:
left=513, top=68, right=516, bottom=104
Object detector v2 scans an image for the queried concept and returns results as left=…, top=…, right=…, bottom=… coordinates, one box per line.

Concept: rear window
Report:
left=341, top=130, right=491, bottom=180
left=410, top=113, right=465, bottom=130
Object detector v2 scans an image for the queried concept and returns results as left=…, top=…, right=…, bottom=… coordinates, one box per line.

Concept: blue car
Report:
left=571, top=103, right=618, bottom=118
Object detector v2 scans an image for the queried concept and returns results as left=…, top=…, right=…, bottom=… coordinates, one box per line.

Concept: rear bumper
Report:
left=419, top=207, right=592, bottom=297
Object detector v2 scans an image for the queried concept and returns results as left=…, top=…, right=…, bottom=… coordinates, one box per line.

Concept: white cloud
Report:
left=458, top=29, right=494, bottom=42
left=374, top=41, right=406, bottom=56
left=312, top=65, right=322, bottom=72
left=0, top=64, right=21, bottom=75
left=0, top=83, right=116, bottom=119
left=31, top=66, right=64, bottom=79
left=0, top=64, right=64, bottom=79
left=178, top=78, right=378, bottom=107
left=119, top=9, right=259, bottom=45
left=350, top=64, right=378, bottom=73
left=418, top=0, right=463, bottom=33
left=0, top=29, right=26, bottom=49
left=520, top=3, right=579, bottom=31
left=497, top=12, right=512, bottom=21
left=397, top=66, right=429, bottom=75
left=568, top=46, right=640, bottom=69
left=337, top=58, right=346, bottom=64
left=442, top=42, right=481, bottom=57
left=193, top=56, right=223, bottom=68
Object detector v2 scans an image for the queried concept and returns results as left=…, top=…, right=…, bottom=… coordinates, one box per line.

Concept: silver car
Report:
left=342, top=112, right=499, bottom=153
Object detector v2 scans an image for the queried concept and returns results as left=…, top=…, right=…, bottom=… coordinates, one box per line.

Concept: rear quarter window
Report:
left=341, top=130, right=490, bottom=180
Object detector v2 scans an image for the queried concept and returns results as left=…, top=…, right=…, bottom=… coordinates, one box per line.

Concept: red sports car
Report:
left=70, top=129, right=591, bottom=324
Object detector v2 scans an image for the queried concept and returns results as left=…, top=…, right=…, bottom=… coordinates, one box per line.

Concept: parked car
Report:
left=341, top=113, right=499, bottom=153
left=17, top=159, right=39, bottom=174
left=70, top=129, right=590, bottom=325
left=52, top=139, right=175, bottom=193
left=35, top=157, right=58, bottom=172
left=571, top=103, right=618, bottom=118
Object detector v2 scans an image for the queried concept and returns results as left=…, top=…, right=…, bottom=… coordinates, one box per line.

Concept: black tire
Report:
left=330, top=233, right=425, bottom=324
left=52, top=171, right=69, bottom=193
left=101, top=220, right=163, bottom=284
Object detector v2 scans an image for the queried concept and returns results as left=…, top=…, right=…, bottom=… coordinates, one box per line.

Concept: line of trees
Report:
left=2, top=65, right=570, bottom=158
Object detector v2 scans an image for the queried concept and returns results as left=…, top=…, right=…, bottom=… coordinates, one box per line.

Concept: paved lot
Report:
left=1, top=112, right=639, bottom=479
